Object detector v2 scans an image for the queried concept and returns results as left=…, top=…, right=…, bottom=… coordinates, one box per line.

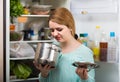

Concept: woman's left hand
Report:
left=75, top=67, right=88, bottom=80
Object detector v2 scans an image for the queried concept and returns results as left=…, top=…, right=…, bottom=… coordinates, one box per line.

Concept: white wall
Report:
left=0, top=0, right=3, bottom=82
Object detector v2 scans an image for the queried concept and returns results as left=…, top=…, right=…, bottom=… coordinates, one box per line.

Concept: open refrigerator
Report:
left=5, top=0, right=120, bottom=82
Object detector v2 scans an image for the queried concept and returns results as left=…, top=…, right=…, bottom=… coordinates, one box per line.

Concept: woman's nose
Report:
left=52, top=30, right=58, bottom=36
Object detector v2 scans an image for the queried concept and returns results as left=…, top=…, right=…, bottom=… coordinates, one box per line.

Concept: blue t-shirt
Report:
left=39, top=44, right=95, bottom=82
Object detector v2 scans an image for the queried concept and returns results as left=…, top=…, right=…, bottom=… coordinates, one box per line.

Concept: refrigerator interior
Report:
left=70, top=0, right=119, bottom=82
left=5, top=0, right=120, bottom=82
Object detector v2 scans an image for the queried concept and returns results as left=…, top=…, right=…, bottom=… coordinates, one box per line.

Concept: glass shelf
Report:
left=21, top=14, right=49, bottom=17
left=10, top=40, right=53, bottom=43
left=10, top=77, right=39, bottom=82
left=10, top=57, right=34, bottom=60
left=95, top=61, right=119, bottom=64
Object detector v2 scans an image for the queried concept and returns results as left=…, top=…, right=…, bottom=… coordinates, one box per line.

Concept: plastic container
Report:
left=30, top=5, right=52, bottom=15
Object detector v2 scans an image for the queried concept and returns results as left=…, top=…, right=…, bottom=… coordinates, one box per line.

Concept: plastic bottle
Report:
left=79, top=33, right=84, bottom=44
left=38, top=28, right=45, bottom=40
left=79, top=33, right=88, bottom=46
left=99, top=32, right=108, bottom=61
left=92, top=26, right=101, bottom=61
left=83, top=33, right=88, bottom=46
left=107, top=32, right=118, bottom=63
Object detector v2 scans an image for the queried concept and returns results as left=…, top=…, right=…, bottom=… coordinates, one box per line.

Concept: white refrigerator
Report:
left=5, top=0, right=120, bottom=82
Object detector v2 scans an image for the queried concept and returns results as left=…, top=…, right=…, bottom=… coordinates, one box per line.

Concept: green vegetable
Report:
left=10, top=0, right=24, bottom=24
left=10, top=61, right=15, bottom=71
left=10, top=61, right=32, bottom=79
left=10, top=31, right=22, bottom=41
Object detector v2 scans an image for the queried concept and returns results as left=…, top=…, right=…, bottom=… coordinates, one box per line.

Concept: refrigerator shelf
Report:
left=10, top=40, right=53, bottom=43
left=21, top=14, right=50, bottom=17
left=10, top=57, right=34, bottom=60
left=10, top=77, right=39, bottom=82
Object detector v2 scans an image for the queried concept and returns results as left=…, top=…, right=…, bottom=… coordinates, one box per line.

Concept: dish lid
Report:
left=72, top=61, right=99, bottom=72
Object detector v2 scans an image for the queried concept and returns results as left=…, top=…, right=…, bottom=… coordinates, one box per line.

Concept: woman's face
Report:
left=49, top=21, right=72, bottom=42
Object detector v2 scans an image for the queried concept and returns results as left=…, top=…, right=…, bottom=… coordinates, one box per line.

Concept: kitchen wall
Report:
left=0, top=0, right=3, bottom=82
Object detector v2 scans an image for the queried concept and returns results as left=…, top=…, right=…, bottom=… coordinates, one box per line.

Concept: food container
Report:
left=72, top=62, right=99, bottom=72
left=10, top=31, right=23, bottom=41
left=30, top=5, right=52, bottom=15
left=34, top=43, right=61, bottom=68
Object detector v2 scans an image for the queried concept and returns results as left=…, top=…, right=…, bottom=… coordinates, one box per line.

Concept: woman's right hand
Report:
left=33, top=61, right=52, bottom=78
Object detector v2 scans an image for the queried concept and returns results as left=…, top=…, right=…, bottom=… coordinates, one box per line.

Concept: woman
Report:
left=34, top=7, right=95, bottom=82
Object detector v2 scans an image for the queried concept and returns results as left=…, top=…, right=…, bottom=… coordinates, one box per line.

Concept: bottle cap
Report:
left=80, top=33, right=84, bottom=37
left=84, top=33, right=88, bottom=37
left=110, top=32, right=115, bottom=37
left=96, top=26, right=100, bottom=29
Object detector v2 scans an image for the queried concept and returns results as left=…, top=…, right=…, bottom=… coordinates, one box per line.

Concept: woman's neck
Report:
left=61, top=38, right=81, bottom=54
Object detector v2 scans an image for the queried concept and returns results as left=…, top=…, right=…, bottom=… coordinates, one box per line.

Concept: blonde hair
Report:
left=49, top=7, right=81, bottom=42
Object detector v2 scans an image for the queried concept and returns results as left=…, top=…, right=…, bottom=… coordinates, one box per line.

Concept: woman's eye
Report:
left=50, top=29, right=54, bottom=32
left=56, top=28, right=63, bottom=32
